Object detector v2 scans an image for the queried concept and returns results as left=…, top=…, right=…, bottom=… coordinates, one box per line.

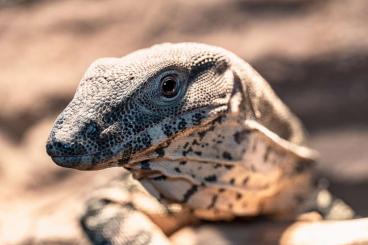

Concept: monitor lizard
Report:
left=46, top=43, right=353, bottom=244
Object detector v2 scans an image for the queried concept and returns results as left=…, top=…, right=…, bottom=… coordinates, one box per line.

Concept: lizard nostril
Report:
left=46, top=139, right=86, bottom=157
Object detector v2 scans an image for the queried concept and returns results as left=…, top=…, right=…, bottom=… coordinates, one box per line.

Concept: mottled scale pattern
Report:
left=128, top=113, right=315, bottom=220
left=46, top=43, right=325, bottom=243
left=47, top=43, right=235, bottom=170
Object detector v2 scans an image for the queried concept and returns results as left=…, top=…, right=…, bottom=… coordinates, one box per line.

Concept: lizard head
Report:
left=46, top=43, right=236, bottom=170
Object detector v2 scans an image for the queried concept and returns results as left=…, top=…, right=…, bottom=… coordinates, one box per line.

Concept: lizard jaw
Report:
left=48, top=106, right=229, bottom=171
left=49, top=152, right=118, bottom=170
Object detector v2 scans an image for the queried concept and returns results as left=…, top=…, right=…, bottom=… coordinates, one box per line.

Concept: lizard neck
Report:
left=127, top=111, right=314, bottom=220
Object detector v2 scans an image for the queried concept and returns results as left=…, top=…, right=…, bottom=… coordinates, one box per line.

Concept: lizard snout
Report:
left=46, top=140, right=87, bottom=158
left=46, top=135, right=90, bottom=168
left=46, top=120, right=101, bottom=157
left=46, top=117, right=106, bottom=168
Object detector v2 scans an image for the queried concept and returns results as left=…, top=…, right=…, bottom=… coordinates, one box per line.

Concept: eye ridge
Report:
left=160, top=74, right=179, bottom=98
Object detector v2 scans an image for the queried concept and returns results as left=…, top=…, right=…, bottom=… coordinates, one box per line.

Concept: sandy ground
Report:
left=0, top=0, right=367, bottom=244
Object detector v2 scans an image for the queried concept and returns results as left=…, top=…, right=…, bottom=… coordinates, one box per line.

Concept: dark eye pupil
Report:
left=161, top=76, right=178, bottom=98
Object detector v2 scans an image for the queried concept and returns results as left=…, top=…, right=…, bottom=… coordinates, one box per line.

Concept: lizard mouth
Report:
left=51, top=155, right=87, bottom=169
left=50, top=152, right=118, bottom=170
left=48, top=106, right=229, bottom=170
left=47, top=140, right=129, bottom=170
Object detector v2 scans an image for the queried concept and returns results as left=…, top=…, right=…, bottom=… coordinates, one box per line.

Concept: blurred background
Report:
left=0, top=0, right=367, bottom=244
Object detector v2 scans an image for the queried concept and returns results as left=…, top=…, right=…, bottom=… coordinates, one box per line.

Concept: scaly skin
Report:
left=46, top=43, right=352, bottom=244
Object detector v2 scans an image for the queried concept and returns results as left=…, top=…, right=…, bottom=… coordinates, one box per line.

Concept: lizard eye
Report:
left=160, top=75, right=179, bottom=98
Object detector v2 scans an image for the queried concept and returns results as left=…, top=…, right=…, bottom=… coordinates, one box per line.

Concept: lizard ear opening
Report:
left=231, top=65, right=306, bottom=144
left=229, top=71, right=258, bottom=120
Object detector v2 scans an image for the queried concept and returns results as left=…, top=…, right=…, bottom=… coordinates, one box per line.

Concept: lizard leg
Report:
left=296, top=179, right=355, bottom=221
left=309, top=188, right=355, bottom=220
left=80, top=172, right=196, bottom=245
left=81, top=198, right=167, bottom=245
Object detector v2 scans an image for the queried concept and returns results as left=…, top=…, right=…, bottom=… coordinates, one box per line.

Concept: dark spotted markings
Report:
left=155, top=147, right=165, bottom=157
left=242, top=176, right=249, bottom=185
left=204, top=175, right=217, bottom=182
left=81, top=201, right=153, bottom=245
left=162, top=124, right=174, bottom=137
left=129, top=230, right=153, bottom=245
left=194, top=151, right=202, bottom=156
left=207, top=194, right=218, bottom=209
left=192, top=113, right=204, bottom=125
left=198, top=130, right=207, bottom=140
left=177, top=118, right=187, bottom=130
left=229, top=178, right=235, bottom=185
left=118, top=143, right=133, bottom=165
left=233, top=129, right=249, bottom=144
left=174, top=167, right=181, bottom=173
left=222, top=151, right=233, bottom=160
left=182, top=146, right=193, bottom=157
left=140, top=160, right=151, bottom=170
left=152, top=175, right=167, bottom=181
left=182, top=185, right=198, bottom=203
left=236, top=192, right=242, bottom=200
left=140, top=134, right=152, bottom=148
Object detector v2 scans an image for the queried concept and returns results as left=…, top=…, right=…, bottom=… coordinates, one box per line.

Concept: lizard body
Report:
left=46, top=43, right=351, bottom=244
